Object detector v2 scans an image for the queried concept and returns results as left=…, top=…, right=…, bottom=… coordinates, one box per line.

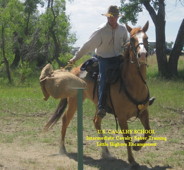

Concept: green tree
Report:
left=0, top=0, right=24, bottom=82
left=39, top=0, right=76, bottom=66
left=120, top=0, right=184, bottom=77
left=0, top=0, right=76, bottom=83
left=24, top=0, right=43, bottom=35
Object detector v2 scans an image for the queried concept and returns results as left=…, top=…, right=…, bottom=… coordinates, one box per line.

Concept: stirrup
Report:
left=149, top=97, right=156, bottom=106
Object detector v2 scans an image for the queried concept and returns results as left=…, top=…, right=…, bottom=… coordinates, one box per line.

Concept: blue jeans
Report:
left=97, top=56, right=120, bottom=110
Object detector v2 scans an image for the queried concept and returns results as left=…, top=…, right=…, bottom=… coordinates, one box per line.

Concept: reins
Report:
left=61, top=63, right=74, bottom=70
left=121, top=42, right=150, bottom=118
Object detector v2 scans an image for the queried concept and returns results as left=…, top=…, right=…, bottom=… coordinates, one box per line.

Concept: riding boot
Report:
left=97, top=108, right=106, bottom=118
left=97, top=87, right=107, bottom=118
left=149, top=97, right=156, bottom=106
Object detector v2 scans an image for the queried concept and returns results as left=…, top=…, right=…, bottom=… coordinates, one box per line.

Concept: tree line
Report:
left=0, top=0, right=76, bottom=83
left=1, top=0, right=184, bottom=83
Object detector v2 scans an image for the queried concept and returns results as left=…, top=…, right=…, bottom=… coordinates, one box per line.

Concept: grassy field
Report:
left=0, top=56, right=184, bottom=170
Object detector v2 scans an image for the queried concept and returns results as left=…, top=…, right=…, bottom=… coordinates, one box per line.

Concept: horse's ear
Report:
left=142, top=21, right=149, bottom=32
left=126, top=24, right=132, bottom=33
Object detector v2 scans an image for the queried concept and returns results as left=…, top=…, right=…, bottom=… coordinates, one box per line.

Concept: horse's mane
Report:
left=130, top=27, right=142, bottom=36
left=123, top=42, right=130, bottom=57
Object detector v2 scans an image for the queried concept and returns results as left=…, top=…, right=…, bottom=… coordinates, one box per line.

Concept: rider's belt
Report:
left=96, top=55, right=122, bottom=61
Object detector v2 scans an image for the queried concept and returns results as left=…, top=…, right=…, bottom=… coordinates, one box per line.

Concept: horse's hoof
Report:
left=130, top=161, right=140, bottom=169
left=132, top=145, right=142, bottom=151
left=132, top=141, right=142, bottom=151
left=102, top=154, right=116, bottom=160
left=149, top=97, right=156, bottom=106
left=128, top=157, right=139, bottom=168
left=59, top=146, right=67, bottom=155
left=101, top=152, right=115, bottom=160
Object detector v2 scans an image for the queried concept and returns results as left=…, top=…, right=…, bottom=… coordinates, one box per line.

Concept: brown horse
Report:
left=44, top=22, right=152, bottom=166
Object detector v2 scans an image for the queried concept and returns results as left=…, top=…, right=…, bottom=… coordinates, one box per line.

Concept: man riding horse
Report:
left=69, top=5, right=154, bottom=118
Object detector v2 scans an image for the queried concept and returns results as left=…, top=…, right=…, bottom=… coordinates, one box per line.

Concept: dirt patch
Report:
left=0, top=106, right=184, bottom=169
left=0, top=143, right=79, bottom=170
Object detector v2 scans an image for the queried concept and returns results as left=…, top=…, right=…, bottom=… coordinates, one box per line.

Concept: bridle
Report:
left=129, top=33, right=148, bottom=66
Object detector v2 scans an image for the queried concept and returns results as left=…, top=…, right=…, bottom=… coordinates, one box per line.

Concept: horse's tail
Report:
left=44, top=98, right=68, bottom=131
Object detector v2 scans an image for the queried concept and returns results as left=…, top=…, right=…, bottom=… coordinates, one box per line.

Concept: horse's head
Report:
left=126, top=21, right=149, bottom=65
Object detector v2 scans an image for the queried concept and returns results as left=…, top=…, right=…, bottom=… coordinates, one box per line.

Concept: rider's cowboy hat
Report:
left=102, top=5, right=121, bottom=17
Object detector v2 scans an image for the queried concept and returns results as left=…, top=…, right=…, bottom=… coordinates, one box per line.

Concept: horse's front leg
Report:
left=118, top=120, right=139, bottom=166
left=133, top=109, right=151, bottom=151
left=93, top=113, right=113, bottom=159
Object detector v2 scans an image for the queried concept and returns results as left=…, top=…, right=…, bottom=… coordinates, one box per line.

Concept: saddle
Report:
left=80, top=57, right=99, bottom=80
left=80, top=56, right=123, bottom=114
left=80, top=56, right=121, bottom=84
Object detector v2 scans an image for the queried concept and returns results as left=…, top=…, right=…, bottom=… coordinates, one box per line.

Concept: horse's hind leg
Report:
left=60, top=97, right=77, bottom=154
left=93, top=113, right=113, bottom=159
left=133, top=109, right=151, bottom=151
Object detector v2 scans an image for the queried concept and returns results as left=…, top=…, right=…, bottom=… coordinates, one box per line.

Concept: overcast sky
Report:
left=66, top=0, right=183, bottom=47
